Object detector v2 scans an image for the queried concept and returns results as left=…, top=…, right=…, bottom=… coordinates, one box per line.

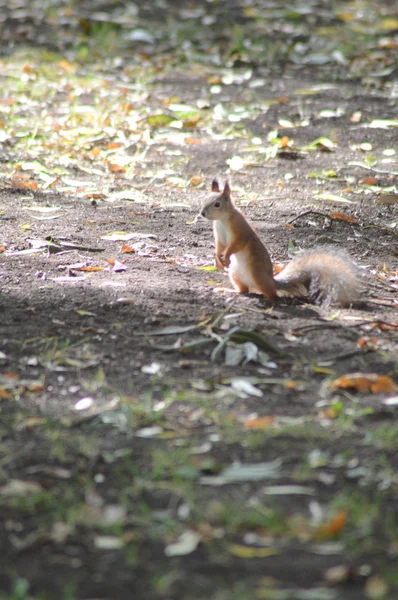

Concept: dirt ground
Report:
left=0, top=2, right=398, bottom=599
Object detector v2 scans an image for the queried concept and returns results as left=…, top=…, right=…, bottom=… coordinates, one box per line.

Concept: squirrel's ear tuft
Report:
left=211, top=179, right=220, bottom=192
left=223, top=180, right=231, bottom=198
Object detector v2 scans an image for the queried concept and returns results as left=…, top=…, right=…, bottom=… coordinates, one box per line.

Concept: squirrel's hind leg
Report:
left=251, top=272, right=277, bottom=301
left=230, top=275, right=249, bottom=294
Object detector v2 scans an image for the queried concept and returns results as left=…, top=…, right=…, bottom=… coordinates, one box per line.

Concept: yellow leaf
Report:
left=229, top=544, right=278, bottom=558
left=20, top=223, right=31, bottom=230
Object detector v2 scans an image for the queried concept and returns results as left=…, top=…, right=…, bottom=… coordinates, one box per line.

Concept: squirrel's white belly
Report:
left=230, top=251, right=255, bottom=290
left=214, top=221, right=232, bottom=246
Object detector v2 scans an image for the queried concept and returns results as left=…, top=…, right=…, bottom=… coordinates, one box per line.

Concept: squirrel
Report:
left=200, top=179, right=362, bottom=306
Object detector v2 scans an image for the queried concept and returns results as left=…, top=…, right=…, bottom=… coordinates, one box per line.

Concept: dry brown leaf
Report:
left=378, top=38, right=397, bottom=49
left=284, top=380, right=297, bottom=390
left=106, top=259, right=115, bottom=266
left=190, top=175, right=203, bottom=186
left=331, top=373, right=396, bottom=394
left=0, top=387, right=9, bottom=399
left=184, top=116, right=200, bottom=128
left=84, top=192, right=106, bottom=200
left=0, top=247, right=5, bottom=253
left=28, top=384, right=44, bottom=393
left=370, top=376, right=396, bottom=394
left=185, top=137, right=201, bottom=145
left=375, top=321, right=398, bottom=331
left=244, top=416, right=275, bottom=430
left=319, top=406, right=339, bottom=420
left=315, top=509, right=347, bottom=538
left=330, top=212, right=358, bottom=223
left=376, top=194, right=398, bottom=205
left=3, top=372, right=19, bottom=379
left=357, top=337, right=379, bottom=349
left=59, top=60, right=75, bottom=74
left=362, top=176, right=377, bottom=185
left=90, top=147, right=101, bottom=159
left=120, top=245, right=135, bottom=253
left=107, top=162, right=126, bottom=173
left=11, top=180, right=38, bottom=192
left=278, top=135, right=290, bottom=148
left=78, top=266, right=104, bottom=272
left=162, top=96, right=181, bottom=106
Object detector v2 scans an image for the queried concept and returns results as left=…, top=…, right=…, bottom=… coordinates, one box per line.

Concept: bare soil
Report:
left=0, top=5, right=398, bottom=600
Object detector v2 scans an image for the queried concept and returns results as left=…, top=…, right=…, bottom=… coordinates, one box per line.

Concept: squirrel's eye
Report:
left=214, top=201, right=220, bottom=208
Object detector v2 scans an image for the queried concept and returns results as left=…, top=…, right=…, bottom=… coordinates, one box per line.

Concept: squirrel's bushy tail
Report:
left=274, top=248, right=363, bottom=306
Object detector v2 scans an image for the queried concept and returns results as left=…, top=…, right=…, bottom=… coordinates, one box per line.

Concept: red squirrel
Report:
left=200, top=180, right=362, bottom=306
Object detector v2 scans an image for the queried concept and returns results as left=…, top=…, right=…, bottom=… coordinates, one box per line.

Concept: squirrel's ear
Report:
left=223, top=180, right=231, bottom=198
left=211, top=179, right=220, bottom=192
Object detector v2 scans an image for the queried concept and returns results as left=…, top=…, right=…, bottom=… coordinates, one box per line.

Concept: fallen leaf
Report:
left=244, top=416, right=275, bottom=430
left=227, top=156, right=245, bottom=171
left=74, top=397, right=94, bottom=411
left=314, top=192, right=356, bottom=204
left=331, top=373, right=396, bottom=394
left=135, top=324, right=199, bottom=336
left=107, top=162, right=126, bottom=173
left=201, top=459, right=282, bottom=485
left=120, top=244, right=135, bottom=253
left=3, top=372, right=19, bottom=379
left=76, top=266, right=104, bottom=272
left=165, top=530, right=201, bottom=557
left=185, top=137, right=201, bottom=145
left=101, top=232, right=156, bottom=241
left=195, top=265, right=218, bottom=271
left=231, top=378, right=263, bottom=397
left=263, top=485, right=315, bottom=496
left=315, top=510, right=347, bottom=538
left=279, top=135, right=290, bottom=148
left=376, top=194, right=398, bottom=205
left=229, top=544, right=278, bottom=558
left=0, top=479, right=43, bottom=496
left=94, top=536, right=125, bottom=550
left=141, top=362, right=162, bottom=375
left=365, top=576, right=389, bottom=599
left=59, top=59, right=75, bottom=73
left=330, top=212, right=358, bottom=223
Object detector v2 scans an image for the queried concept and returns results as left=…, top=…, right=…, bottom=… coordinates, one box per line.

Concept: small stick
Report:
left=287, top=210, right=332, bottom=225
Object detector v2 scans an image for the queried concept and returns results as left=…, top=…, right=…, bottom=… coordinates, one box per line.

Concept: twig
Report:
left=322, top=348, right=372, bottom=362
left=292, top=323, right=359, bottom=339
left=363, top=224, right=398, bottom=237
left=346, top=162, right=398, bottom=176
left=287, top=210, right=332, bottom=225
